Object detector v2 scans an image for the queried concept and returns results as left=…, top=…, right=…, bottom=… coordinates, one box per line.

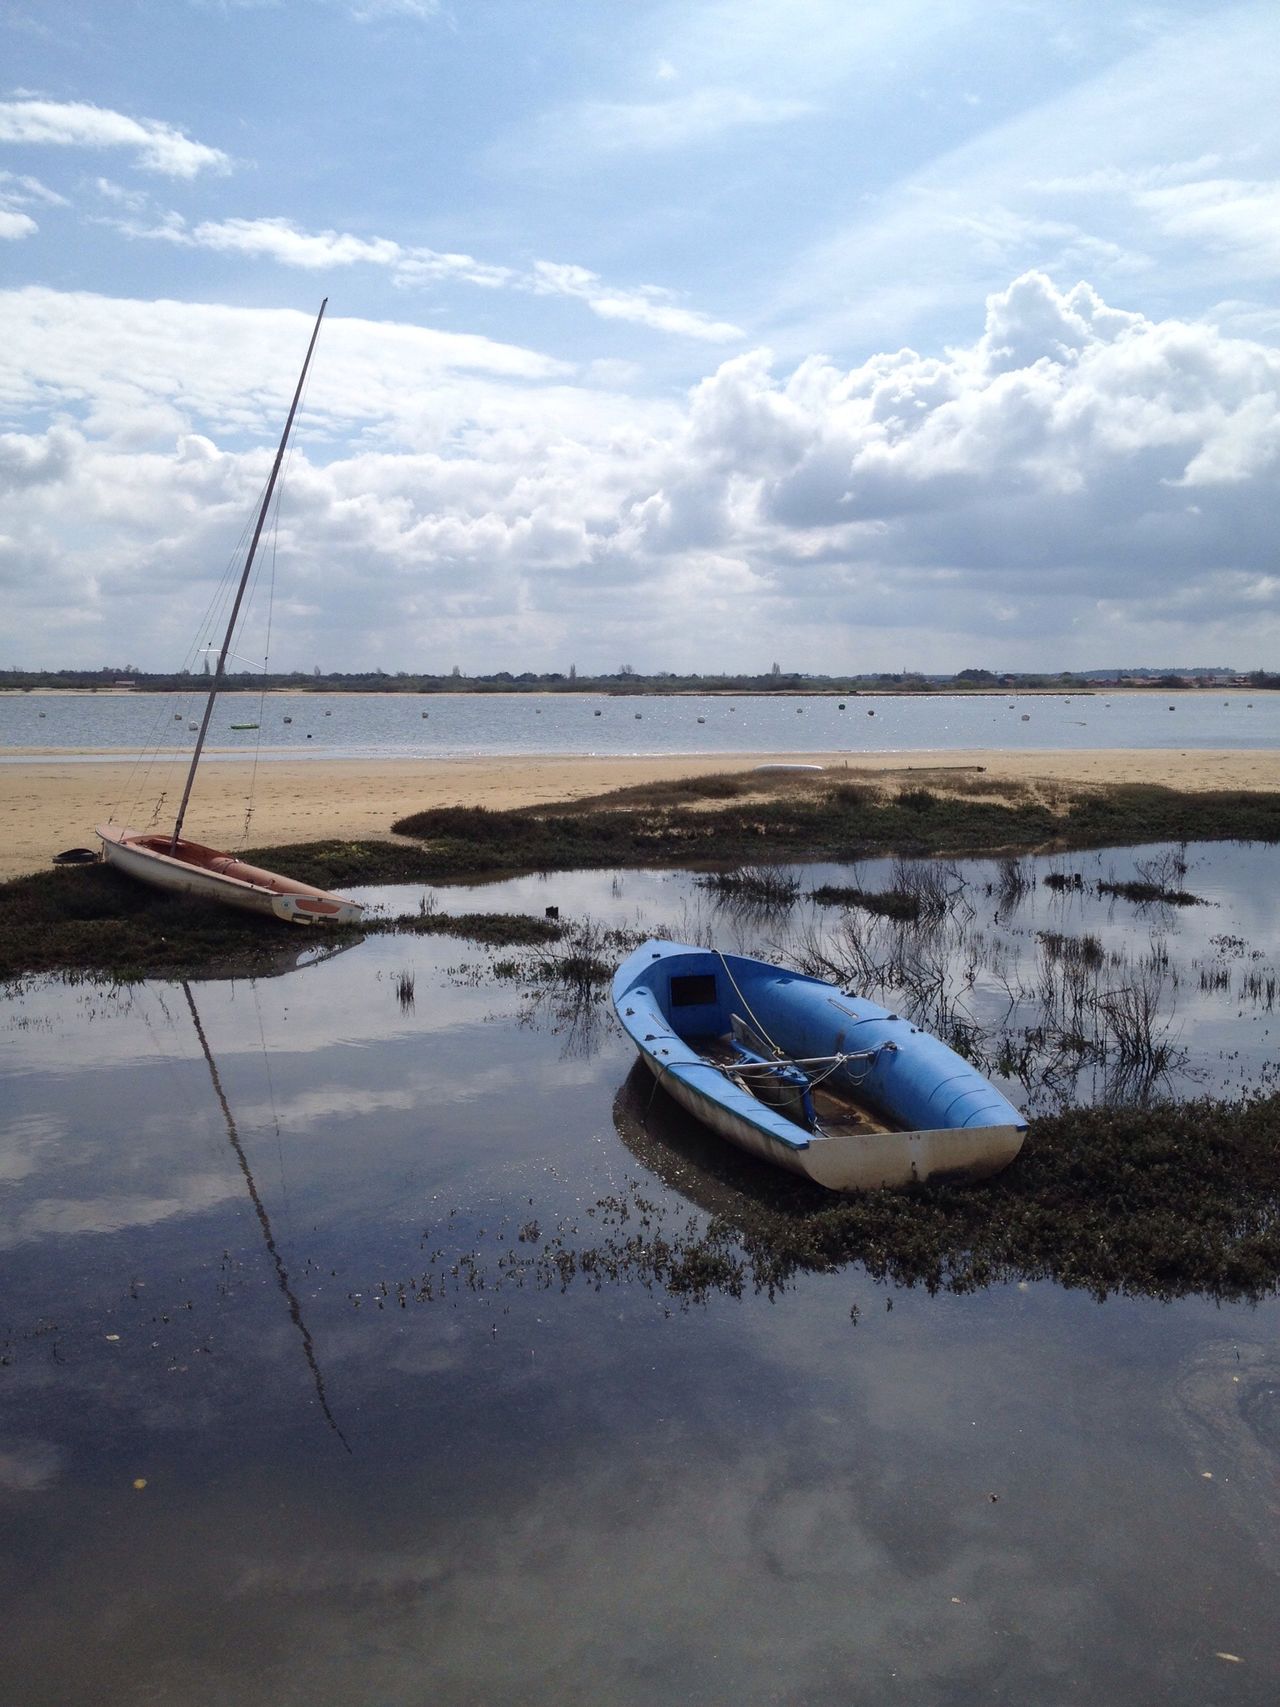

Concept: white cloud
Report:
left=0, top=209, right=37, bottom=239
left=110, top=211, right=741, bottom=342
left=0, top=169, right=67, bottom=205
left=1135, top=177, right=1280, bottom=273
left=345, top=0, right=440, bottom=17
left=530, top=260, right=742, bottom=342
left=0, top=166, right=66, bottom=237
left=0, top=98, right=230, bottom=177
left=572, top=87, right=813, bottom=153
left=762, top=5, right=1280, bottom=358
left=2, top=275, right=1278, bottom=673
left=170, top=215, right=402, bottom=269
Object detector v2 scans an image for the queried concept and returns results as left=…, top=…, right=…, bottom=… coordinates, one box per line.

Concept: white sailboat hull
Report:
left=97, top=825, right=363, bottom=926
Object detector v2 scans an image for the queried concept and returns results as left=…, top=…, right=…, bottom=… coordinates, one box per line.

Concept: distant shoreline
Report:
left=2, top=684, right=1275, bottom=700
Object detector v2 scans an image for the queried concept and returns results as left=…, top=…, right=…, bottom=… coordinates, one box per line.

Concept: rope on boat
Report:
left=715, top=949, right=785, bottom=1058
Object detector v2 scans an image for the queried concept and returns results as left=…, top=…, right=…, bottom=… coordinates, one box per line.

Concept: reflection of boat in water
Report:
left=612, top=1061, right=784, bottom=1217
left=182, top=981, right=349, bottom=1450
left=97, top=300, right=361, bottom=929
left=613, top=939, right=1026, bottom=1192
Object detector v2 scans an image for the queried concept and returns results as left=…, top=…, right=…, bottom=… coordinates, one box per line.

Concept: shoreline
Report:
left=4, top=684, right=1276, bottom=698
left=3, top=747, right=1278, bottom=883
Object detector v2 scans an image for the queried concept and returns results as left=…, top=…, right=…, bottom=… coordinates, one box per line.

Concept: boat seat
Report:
left=725, top=1029, right=817, bottom=1131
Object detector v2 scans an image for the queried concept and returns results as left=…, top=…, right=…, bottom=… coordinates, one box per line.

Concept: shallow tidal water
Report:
left=2, top=845, right=1279, bottom=1704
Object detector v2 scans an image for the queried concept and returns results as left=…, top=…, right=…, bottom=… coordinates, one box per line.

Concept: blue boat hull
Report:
left=612, top=940, right=1027, bottom=1192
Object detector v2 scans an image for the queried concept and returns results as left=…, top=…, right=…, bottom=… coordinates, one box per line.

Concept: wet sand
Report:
left=3, top=747, right=1277, bottom=881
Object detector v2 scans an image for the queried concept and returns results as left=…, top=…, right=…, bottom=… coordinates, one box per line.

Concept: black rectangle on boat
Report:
left=670, top=973, right=718, bottom=1008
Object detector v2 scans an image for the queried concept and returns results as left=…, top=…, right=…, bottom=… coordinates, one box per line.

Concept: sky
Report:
left=1, top=0, right=1278, bottom=676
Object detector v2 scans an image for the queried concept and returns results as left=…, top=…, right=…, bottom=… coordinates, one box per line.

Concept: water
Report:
left=3, top=686, right=1277, bottom=760
left=2, top=846, right=1278, bottom=1703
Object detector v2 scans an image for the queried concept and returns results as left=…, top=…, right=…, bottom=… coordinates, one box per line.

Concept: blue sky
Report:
left=2, top=0, right=1278, bottom=672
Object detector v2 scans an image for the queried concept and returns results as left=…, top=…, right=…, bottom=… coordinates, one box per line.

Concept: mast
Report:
left=170, top=298, right=328, bottom=852
left=181, top=981, right=350, bottom=1450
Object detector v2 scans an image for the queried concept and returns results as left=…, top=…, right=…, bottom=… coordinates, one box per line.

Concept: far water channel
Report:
left=2, top=843, right=1278, bottom=1704
left=4, top=687, right=1279, bottom=760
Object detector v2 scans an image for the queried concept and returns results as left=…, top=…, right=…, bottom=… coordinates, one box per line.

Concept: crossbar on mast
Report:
left=170, top=298, right=328, bottom=853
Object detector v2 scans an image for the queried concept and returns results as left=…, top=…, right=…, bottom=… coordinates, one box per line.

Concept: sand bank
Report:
left=2, top=747, right=1277, bottom=882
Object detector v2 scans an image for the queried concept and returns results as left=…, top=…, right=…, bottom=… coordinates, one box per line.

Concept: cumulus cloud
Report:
left=2, top=274, right=1278, bottom=672
left=0, top=98, right=229, bottom=177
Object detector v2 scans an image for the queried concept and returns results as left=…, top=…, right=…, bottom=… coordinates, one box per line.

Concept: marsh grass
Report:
left=810, top=884, right=922, bottom=921
left=392, top=1089, right=1280, bottom=1307
left=6, top=777, right=1277, bottom=981
left=697, top=865, right=801, bottom=908
left=1098, top=878, right=1205, bottom=906
left=491, top=917, right=647, bottom=1058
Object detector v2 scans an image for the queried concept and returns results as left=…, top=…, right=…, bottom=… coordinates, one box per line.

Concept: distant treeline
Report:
left=2, top=666, right=1275, bottom=695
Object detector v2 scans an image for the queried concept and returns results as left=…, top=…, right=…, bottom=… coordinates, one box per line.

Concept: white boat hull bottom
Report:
left=97, top=826, right=363, bottom=926
left=643, top=1053, right=1024, bottom=1192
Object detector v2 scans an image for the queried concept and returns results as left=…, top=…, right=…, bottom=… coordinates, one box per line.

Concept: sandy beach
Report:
left=2, top=746, right=1277, bottom=882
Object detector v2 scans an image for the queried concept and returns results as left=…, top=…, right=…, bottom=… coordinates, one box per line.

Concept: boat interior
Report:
left=129, top=833, right=324, bottom=899
left=692, top=1029, right=900, bottom=1140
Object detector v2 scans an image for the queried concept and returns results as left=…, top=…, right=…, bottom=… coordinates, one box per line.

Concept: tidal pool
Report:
left=2, top=844, right=1278, bottom=1704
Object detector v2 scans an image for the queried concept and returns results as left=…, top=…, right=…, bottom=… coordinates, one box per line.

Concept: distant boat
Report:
left=613, top=940, right=1026, bottom=1192
left=97, top=300, right=363, bottom=928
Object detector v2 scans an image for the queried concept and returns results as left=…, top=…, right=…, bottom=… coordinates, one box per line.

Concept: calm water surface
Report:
left=2, top=847, right=1278, bottom=1704
left=3, top=687, right=1277, bottom=760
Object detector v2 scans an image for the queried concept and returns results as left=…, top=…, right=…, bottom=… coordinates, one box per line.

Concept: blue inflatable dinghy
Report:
left=612, top=939, right=1027, bottom=1192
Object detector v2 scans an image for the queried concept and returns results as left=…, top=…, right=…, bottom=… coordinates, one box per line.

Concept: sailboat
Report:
left=97, top=300, right=363, bottom=927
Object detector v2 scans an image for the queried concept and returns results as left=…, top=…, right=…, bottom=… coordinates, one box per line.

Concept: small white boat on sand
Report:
left=97, top=300, right=362, bottom=929
left=97, top=827, right=362, bottom=925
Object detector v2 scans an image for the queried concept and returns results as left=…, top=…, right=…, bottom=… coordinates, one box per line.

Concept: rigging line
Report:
left=105, top=493, right=265, bottom=831
left=251, top=978, right=291, bottom=1231
left=715, top=949, right=784, bottom=1058
left=241, top=435, right=287, bottom=847
left=181, top=979, right=352, bottom=1453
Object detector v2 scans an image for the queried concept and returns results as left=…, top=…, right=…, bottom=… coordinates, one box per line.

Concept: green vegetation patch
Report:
left=810, top=884, right=922, bottom=920
left=1097, top=879, right=1205, bottom=906
left=4, top=773, right=1278, bottom=979
left=0, top=863, right=316, bottom=982
left=568, top=1095, right=1280, bottom=1305
left=384, top=1096, right=1280, bottom=1310
left=366, top=911, right=563, bottom=948
left=0, top=860, right=562, bottom=982
left=390, top=777, right=1280, bottom=882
